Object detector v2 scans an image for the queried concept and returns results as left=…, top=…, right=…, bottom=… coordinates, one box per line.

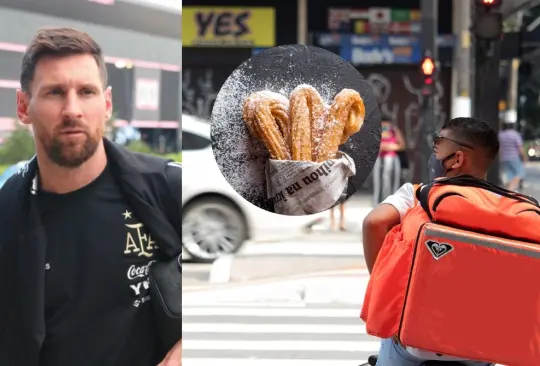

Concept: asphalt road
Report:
left=182, top=168, right=529, bottom=366
left=183, top=232, right=365, bottom=290
left=183, top=270, right=374, bottom=366
left=183, top=303, right=377, bottom=366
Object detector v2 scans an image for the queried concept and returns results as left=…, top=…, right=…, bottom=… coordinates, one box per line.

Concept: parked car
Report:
left=182, top=114, right=325, bottom=263
left=0, top=161, right=27, bottom=190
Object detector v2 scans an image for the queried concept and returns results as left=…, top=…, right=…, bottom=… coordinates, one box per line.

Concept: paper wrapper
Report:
left=265, top=152, right=356, bottom=216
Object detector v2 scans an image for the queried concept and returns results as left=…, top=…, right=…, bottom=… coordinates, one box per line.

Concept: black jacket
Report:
left=0, top=139, right=181, bottom=365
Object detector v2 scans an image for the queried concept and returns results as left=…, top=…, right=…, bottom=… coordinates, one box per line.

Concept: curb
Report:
left=183, top=269, right=370, bottom=305
left=184, top=266, right=369, bottom=293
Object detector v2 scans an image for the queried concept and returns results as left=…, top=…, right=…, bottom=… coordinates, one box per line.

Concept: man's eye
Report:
left=82, top=89, right=96, bottom=95
left=49, top=89, right=63, bottom=95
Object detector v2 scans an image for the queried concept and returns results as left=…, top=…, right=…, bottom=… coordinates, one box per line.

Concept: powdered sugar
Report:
left=210, top=45, right=382, bottom=213
left=256, top=90, right=290, bottom=105
left=211, top=75, right=340, bottom=211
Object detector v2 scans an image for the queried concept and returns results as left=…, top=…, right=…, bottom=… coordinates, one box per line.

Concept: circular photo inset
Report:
left=211, top=44, right=381, bottom=216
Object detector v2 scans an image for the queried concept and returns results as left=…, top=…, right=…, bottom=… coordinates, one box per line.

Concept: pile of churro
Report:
left=242, top=85, right=365, bottom=162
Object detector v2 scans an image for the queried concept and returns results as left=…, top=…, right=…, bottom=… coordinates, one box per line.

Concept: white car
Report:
left=182, top=114, right=326, bottom=262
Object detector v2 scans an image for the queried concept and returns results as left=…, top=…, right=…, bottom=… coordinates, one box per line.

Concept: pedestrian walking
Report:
left=372, top=116, right=406, bottom=207
left=499, top=121, right=527, bottom=191
left=330, top=201, right=346, bottom=231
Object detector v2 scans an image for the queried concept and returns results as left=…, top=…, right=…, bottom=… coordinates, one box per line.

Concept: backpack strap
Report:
left=412, top=184, right=421, bottom=206
left=415, top=182, right=435, bottom=221
left=415, top=175, right=540, bottom=220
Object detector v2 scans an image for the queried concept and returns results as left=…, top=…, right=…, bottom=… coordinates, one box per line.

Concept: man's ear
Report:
left=104, top=86, right=113, bottom=121
left=452, top=150, right=465, bottom=169
left=16, top=89, right=31, bottom=125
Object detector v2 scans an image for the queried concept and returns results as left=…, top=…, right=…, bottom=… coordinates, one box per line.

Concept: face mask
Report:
left=428, top=152, right=456, bottom=181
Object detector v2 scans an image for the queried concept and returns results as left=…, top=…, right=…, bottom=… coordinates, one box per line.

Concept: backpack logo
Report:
left=425, top=240, right=454, bottom=260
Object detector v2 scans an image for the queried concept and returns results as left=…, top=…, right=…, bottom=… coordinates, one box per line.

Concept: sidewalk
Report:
left=184, top=267, right=369, bottom=305
left=296, top=192, right=373, bottom=238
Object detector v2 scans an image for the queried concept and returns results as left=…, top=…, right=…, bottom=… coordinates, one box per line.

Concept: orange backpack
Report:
left=361, top=175, right=540, bottom=366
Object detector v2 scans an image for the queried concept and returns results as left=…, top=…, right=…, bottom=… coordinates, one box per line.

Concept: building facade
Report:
left=181, top=0, right=455, bottom=184
left=0, top=0, right=181, bottom=152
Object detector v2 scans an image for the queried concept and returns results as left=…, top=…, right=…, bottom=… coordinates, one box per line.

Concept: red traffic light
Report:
left=421, top=57, right=435, bottom=76
left=478, top=0, right=499, bottom=5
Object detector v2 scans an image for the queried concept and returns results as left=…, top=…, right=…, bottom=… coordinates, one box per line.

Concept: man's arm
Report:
left=363, top=204, right=401, bottom=273
left=520, top=146, right=528, bottom=162
left=363, top=183, right=415, bottom=273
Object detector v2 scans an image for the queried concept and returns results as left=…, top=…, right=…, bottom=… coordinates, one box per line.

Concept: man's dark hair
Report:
left=441, top=117, right=499, bottom=160
left=20, top=27, right=108, bottom=92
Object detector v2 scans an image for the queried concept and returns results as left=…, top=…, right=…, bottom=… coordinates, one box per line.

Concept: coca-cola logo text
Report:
left=127, top=260, right=156, bottom=280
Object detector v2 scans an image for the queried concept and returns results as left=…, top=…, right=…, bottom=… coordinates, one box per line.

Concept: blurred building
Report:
left=0, top=0, right=181, bottom=152
left=182, top=0, right=456, bottom=188
left=182, top=0, right=454, bottom=128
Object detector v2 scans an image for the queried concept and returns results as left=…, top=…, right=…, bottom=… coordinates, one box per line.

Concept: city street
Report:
left=185, top=162, right=540, bottom=290
left=183, top=193, right=369, bottom=290
left=183, top=204, right=371, bottom=364
left=182, top=164, right=539, bottom=365
left=183, top=269, right=375, bottom=366
left=183, top=232, right=365, bottom=290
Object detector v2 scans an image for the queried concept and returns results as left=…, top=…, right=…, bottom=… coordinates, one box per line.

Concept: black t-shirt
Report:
left=37, top=166, right=166, bottom=366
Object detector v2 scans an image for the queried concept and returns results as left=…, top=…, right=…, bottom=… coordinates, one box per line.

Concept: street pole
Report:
left=507, top=12, right=523, bottom=130
left=419, top=0, right=438, bottom=184
left=471, top=1, right=503, bottom=185
left=297, top=0, right=308, bottom=45
left=451, top=0, right=472, bottom=118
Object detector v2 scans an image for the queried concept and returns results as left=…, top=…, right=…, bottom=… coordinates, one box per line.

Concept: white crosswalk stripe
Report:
left=182, top=302, right=378, bottom=366
left=238, top=240, right=364, bottom=256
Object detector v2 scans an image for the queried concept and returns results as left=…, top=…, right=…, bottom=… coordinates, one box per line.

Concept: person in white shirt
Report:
left=362, top=118, right=499, bottom=366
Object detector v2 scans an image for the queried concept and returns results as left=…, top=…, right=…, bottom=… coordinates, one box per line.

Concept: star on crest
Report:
left=122, top=210, right=132, bottom=220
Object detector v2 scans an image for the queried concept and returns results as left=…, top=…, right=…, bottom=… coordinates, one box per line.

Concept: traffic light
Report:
left=473, top=0, right=502, bottom=41
left=420, top=55, right=436, bottom=96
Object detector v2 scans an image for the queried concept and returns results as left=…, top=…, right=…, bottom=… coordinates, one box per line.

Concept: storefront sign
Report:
left=183, top=7, right=275, bottom=47
left=338, top=34, right=455, bottom=65
left=328, top=7, right=421, bottom=34
left=341, top=35, right=421, bottom=65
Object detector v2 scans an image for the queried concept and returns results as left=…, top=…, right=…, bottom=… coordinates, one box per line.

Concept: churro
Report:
left=242, top=85, right=364, bottom=163
left=319, top=89, right=365, bottom=161
left=289, top=85, right=328, bottom=162
left=242, top=92, right=291, bottom=160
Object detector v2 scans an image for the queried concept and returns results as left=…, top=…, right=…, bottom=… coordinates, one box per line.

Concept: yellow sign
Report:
left=182, top=7, right=275, bottom=47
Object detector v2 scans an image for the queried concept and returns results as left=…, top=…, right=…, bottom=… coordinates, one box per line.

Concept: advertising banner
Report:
left=183, top=7, right=275, bottom=47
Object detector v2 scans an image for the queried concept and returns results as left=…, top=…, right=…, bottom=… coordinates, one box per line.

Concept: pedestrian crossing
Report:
left=182, top=302, right=379, bottom=366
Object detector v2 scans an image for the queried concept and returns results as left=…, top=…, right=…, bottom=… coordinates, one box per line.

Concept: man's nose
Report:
left=62, top=90, right=83, bottom=119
